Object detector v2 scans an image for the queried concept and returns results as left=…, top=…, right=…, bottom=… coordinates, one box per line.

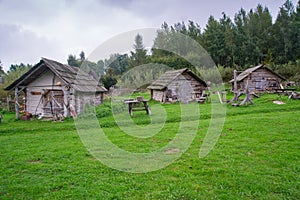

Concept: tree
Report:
left=105, top=54, right=129, bottom=76
left=233, top=8, right=249, bottom=67
left=187, top=20, right=202, bottom=43
left=256, top=5, right=273, bottom=63
left=293, top=0, right=300, bottom=59
left=100, top=67, right=118, bottom=90
left=152, top=22, right=174, bottom=58
left=273, top=0, right=296, bottom=63
left=0, top=60, right=4, bottom=74
left=5, top=63, right=32, bottom=84
left=129, top=34, right=147, bottom=67
left=152, top=21, right=207, bottom=70
left=96, top=60, right=105, bottom=76
left=79, top=51, right=85, bottom=62
left=244, top=5, right=273, bottom=65
left=203, top=16, right=224, bottom=66
left=67, top=54, right=80, bottom=67
left=219, top=13, right=235, bottom=67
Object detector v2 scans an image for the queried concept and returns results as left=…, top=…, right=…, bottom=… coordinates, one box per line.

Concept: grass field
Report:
left=0, top=94, right=300, bottom=199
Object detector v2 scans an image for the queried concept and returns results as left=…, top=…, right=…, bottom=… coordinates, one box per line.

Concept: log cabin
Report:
left=5, top=58, right=107, bottom=118
left=230, top=64, right=286, bottom=93
left=147, top=68, right=207, bottom=103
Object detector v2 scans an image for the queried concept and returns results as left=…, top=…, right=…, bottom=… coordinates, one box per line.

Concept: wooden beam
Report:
left=233, top=69, right=237, bottom=92
left=217, top=91, right=223, bottom=104
left=65, top=88, right=71, bottom=117
left=15, top=87, right=19, bottom=119
left=6, top=95, right=11, bottom=112
left=230, top=70, right=240, bottom=103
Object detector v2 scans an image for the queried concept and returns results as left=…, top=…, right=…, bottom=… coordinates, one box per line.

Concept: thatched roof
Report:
left=229, top=64, right=286, bottom=83
left=147, top=68, right=207, bottom=90
left=5, top=58, right=107, bottom=92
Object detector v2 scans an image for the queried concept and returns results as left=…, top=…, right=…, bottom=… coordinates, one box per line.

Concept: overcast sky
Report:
left=0, top=0, right=298, bottom=71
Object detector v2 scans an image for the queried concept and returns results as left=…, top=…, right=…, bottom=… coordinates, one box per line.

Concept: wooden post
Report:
left=15, top=87, right=19, bottom=119
left=217, top=91, right=223, bottom=104
left=65, top=89, right=71, bottom=117
left=128, top=103, right=133, bottom=116
left=143, top=101, right=151, bottom=115
left=230, top=69, right=239, bottom=103
left=240, top=74, right=253, bottom=106
left=6, top=95, right=10, bottom=112
left=233, top=69, right=237, bottom=92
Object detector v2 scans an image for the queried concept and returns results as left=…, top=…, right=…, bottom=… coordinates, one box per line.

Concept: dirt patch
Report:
left=165, top=148, right=181, bottom=154
left=273, top=100, right=285, bottom=105
left=28, top=159, right=41, bottom=164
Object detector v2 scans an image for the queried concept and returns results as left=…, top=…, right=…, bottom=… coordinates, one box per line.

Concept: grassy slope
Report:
left=0, top=94, right=299, bottom=199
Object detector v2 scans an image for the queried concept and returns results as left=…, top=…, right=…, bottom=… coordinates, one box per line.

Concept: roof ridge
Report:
left=5, top=58, right=107, bottom=92
left=148, top=68, right=206, bottom=90
left=229, top=64, right=286, bottom=82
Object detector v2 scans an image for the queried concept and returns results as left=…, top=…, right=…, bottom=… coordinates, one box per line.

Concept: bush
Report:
left=272, top=60, right=300, bottom=81
left=197, top=65, right=234, bottom=84
left=95, top=101, right=126, bottom=118
left=95, top=102, right=112, bottom=118
left=217, top=66, right=234, bottom=82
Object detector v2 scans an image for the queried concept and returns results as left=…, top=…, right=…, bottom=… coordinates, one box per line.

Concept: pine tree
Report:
left=203, top=16, right=224, bottom=66
left=129, top=34, right=147, bottom=67
left=79, top=51, right=85, bottom=62
left=273, top=0, right=296, bottom=63
left=293, top=0, right=300, bottom=60
left=220, top=13, right=234, bottom=67
left=0, top=60, right=4, bottom=74
left=233, top=8, right=248, bottom=67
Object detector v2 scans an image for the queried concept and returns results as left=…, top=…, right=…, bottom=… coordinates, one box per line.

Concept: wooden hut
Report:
left=229, top=64, right=286, bottom=93
left=147, top=68, right=207, bottom=103
left=5, top=58, right=107, bottom=118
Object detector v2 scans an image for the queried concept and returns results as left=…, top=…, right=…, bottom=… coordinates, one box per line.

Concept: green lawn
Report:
left=0, top=94, right=299, bottom=199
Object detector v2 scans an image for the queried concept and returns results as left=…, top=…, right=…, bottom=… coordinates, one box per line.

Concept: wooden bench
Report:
left=124, top=97, right=151, bottom=116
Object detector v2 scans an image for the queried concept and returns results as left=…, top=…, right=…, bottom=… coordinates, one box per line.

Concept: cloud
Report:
left=0, top=24, right=64, bottom=71
left=0, top=0, right=148, bottom=71
left=0, top=0, right=298, bottom=72
left=0, top=0, right=153, bottom=69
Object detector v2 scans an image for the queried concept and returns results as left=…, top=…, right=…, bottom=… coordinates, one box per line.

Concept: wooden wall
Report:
left=74, top=92, right=103, bottom=114
left=26, top=69, right=66, bottom=116
left=151, top=72, right=207, bottom=103
left=25, top=68, right=104, bottom=117
left=167, top=74, right=193, bottom=103
left=151, top=90, right=165, bottom=102
left=237, top=68, right=283, bottom=92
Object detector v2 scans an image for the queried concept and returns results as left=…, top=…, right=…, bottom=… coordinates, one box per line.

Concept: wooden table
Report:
left=124, top=100, right=151, bottom=116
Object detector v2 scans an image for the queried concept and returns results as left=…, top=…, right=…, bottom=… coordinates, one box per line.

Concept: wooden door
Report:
left=43, top=90, right=64, bottom=116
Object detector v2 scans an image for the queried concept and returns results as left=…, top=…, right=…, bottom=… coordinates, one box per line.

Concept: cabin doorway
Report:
left=42, top=90, right=64, bottom=117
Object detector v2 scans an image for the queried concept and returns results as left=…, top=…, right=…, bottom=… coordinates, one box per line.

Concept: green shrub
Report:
left=272, top=60, right=300, bottom=80
left=94, top=101, right=127, bottom=118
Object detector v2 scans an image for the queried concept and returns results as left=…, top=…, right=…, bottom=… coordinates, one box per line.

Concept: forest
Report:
left=1, top=0, right=300, bottom=92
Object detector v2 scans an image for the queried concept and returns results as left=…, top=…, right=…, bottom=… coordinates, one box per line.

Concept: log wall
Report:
left=25, top=68, right=104, bottom=117
left=237, top=68, right=283, bottom=92
left=151, top=90, right=165, bottom=102
left=151, top=72, right=207, bottom=103
left=26, top=70, right=67, bottom=116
